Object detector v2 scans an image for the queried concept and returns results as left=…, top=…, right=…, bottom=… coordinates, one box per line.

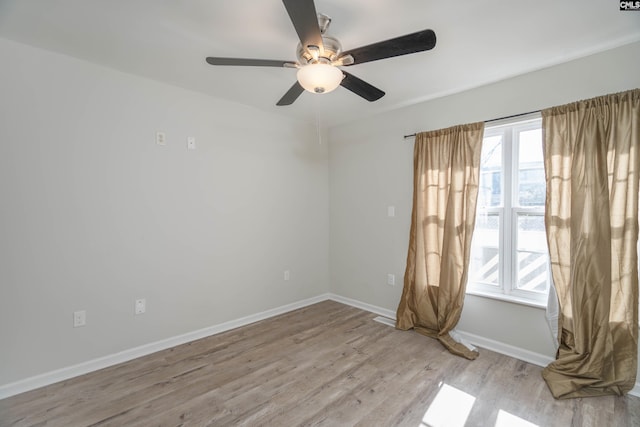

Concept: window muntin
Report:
left=468, top=116, right=549, bottom=305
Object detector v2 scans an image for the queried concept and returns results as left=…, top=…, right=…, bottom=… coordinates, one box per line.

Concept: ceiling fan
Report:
left=205, top=0, right=436, bottom=106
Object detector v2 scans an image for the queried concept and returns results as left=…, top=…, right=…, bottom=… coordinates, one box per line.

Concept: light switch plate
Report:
left=73, top=310, right=86, bottom=327
left=387, top=274, right=395, bottom=286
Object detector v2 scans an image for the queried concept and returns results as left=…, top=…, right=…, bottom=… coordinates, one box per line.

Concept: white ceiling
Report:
left=1, top=0, right=639, bottom=127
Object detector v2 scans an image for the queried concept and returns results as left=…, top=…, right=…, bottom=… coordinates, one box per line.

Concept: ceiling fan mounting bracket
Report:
left=317, top=13, right=331, bottom=35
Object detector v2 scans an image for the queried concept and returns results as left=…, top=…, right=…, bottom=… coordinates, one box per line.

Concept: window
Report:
left=467, top=115, right=550, bottom=306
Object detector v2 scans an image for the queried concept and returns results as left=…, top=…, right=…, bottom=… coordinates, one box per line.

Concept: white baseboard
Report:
left=453, top=330, right=555, bottom=367
left=373, top=316, right=396, bottom=327
left=327, top=293, right=397, bottom=319
left=0, top=294, right=331, bottom=400
left=630, top=383, right=640, bottom=398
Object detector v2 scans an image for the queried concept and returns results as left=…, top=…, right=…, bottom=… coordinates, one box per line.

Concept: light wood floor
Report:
left=1, top=300, right=639, bottom=426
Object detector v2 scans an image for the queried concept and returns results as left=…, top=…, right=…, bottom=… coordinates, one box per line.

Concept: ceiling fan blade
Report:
left=276, top=81, right=305, bottom=106
left=340, top=29, right=436, bottom=66
left=282, top=0, right=324, bottom=53
left=340, top=72, right=385, bottom=102
left=206, top=57, right=296, bottom=68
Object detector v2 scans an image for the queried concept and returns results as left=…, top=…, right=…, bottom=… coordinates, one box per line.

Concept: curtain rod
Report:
left=402, top=109, right=540, bottom=139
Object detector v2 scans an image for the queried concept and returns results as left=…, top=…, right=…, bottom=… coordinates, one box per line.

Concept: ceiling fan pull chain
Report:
left=316, top=114, right=322, bottom=145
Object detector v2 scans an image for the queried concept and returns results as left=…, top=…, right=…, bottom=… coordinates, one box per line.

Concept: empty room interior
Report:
left=1, top=1, right=640, bottom=426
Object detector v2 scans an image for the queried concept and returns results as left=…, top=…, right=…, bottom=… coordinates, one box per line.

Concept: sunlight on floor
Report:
left=495, top=409, right=539, bottom=427
left=421, top=383, right=475, bottom=427
left=420, top=383, right=539, bottom=427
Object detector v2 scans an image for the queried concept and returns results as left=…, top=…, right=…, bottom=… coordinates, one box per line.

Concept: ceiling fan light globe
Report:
left=297, top=63, right=343, bottom=95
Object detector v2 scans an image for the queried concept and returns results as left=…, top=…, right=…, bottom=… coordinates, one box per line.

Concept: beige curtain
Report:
left=396, top=122, right=484, bottom=360
left=542, top=89, right=640, bottom=398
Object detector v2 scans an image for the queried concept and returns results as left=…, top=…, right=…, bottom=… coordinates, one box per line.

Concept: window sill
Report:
left=466, top=288, right=547, bottom=309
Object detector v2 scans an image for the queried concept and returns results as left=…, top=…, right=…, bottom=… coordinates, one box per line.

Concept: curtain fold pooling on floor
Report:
left=397, top=122, right=484, bottom=360
left=542, top=89, right=640, bottom=398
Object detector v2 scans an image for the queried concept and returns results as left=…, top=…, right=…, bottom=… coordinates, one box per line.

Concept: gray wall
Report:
left=328, top=42, right=640, bottom=363
left=2, top=34, right=639, bottom=391
left=0, top=37, right=329, bottom=386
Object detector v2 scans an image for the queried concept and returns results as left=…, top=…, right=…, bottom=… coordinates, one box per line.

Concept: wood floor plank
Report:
left=1, top=300, right=639, bottom=427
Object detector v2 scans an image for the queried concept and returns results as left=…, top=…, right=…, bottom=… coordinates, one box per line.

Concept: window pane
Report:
left=478, top=135, right=502, bottom=208
left=469, top=118, right=548, bottom=304
left=517, top=129, right=544, bottom=207
left=515, top=213, right=549, bottom=293
left=469, top=213, right=500, bottom=287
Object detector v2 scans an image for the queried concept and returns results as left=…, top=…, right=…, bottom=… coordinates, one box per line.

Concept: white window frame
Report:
left=467, top=113, right=550, bottom=308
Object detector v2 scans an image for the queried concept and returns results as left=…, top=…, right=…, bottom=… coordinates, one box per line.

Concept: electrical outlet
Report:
left=187, top=136, right=196, bottom=150
left=73, top=310, right=86, bottom=327
left=284, top=270, right=290, bottom=281
left=135, top=298, right=146, bottom=315
left=156, top=131, right=166, bottom=146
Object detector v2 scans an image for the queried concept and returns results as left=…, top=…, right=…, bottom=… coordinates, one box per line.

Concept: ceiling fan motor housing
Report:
left=295, top=13, right=342, bottom=65
left=297, top=35, right=342, bottom=65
